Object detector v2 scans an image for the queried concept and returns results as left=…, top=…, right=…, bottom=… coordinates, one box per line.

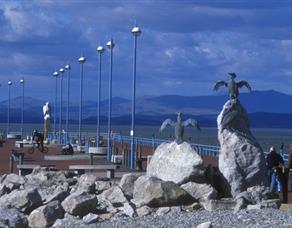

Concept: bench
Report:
left=17, top=164, right=56, bottom=176
left=68, top=165, right=117, bottom=178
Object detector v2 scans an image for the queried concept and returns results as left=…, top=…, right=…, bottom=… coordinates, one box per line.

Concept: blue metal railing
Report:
left=47, top=131, right=289, bottom=163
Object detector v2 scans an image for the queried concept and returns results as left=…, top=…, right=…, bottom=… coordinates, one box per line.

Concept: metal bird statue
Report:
left=159, top=112, right=201, bottom=144
left=213, top=72, right=251, bottom=99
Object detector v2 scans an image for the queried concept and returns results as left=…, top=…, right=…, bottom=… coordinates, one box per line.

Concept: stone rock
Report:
left=71, top=174, right=98, bottom=194
left=101, top=186, right=128, bottom=207
left=196, top=221, right=213, bottom=228
left=61, top=191, right=97, bottom=216
left=182, top=202, right=201, bottom=212
left=147, top=142, right=205, bottom=185
left=28, top=200, right=64, bottom=228
left=246, top=186, right=277, bottom=204
left=136, top=206, right=153, bottom=217
left=95, top=181, right=112, bottom=193
left=217, top=100, right=268, bottom=198
left=0, top=207, right=28, bottom=228
left=44, top=187, right=70, bottom=204
left=0, top=188, right=42, bottom=214
left=133, top=176, right=193, bottom=207
left=120, top=202, right=136, bottom=217
left=119, top=173, right=141, bottom=198
left=83, top=213, right=99, bottom=224
left=202, top=198, right=236, bottom=211
left=24, top=169, right=68, bottom=189
left=247, top=199, right=281, bottom=210
left=0, top=174, right=25, bottom=196
left=233, top=185, right=280, bottom=209
left=96, top=194, right=118, bottom=214
left=181, top=182, right=217, bottom=202
left=156, top=207, right=170, bottom=216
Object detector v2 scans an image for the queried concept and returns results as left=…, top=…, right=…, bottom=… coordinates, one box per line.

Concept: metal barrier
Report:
left=47, top=131, right=289, bottom=164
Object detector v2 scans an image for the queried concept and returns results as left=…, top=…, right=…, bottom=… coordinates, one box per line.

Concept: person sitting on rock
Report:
left=32, top=130, right=44, bottom=152
left=266, top=146, right=284, bottom=193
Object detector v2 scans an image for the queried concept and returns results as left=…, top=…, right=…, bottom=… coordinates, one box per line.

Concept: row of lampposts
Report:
left=52, top=24, right=141, bottom=169
left=5, top=79, right=25, bottom=137
left=52, top=65, right=71, bottom=143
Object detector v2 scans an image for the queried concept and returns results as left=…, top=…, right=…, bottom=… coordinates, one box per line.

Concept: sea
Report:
left=2, top=123, right=292, bottom=153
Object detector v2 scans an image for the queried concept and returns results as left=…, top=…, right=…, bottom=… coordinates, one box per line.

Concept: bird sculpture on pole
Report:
left=213, top=72, right=251, bottom=100
left=159, top=112, right=201, bottom=144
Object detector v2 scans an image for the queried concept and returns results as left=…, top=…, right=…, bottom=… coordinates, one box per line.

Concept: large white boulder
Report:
left=147, top=141, right=204, bottom=185
left=132, top=176, right=193, bottom=207
left=217, top=100, right=268, bottom=199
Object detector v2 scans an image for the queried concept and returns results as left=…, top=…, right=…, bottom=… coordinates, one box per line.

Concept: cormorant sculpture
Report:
left=159, top=112, right=201, bottom=144
left=213, top=72, right=251, bottom=99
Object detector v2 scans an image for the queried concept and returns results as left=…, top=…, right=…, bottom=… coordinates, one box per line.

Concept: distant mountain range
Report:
left=1, top=90, right=292, bottom=128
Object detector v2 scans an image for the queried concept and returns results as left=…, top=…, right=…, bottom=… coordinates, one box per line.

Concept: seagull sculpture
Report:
left=213, top=72, right=251, bottom=99
left=159, top=112, right=201, bottom=144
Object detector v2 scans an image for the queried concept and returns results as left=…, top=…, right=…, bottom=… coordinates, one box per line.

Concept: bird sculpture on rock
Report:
left=214, top=72, right=252, bottom=130
left=159, top=112, right=201, bottom=144
left=213, top=72, right=251, bottom=100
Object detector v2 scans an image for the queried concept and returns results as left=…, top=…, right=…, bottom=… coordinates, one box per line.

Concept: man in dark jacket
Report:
left=266, top=146, right=284, bottom=192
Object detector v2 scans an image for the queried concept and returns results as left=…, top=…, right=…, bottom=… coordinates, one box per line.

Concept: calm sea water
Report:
left=2, top=123, right=292, bottom=152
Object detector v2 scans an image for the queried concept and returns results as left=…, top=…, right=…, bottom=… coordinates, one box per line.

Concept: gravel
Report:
left=53, top=208, right=292, bottom=228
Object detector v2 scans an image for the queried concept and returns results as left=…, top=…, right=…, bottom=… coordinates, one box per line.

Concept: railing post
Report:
left=9, top=154, right=14, bottom=173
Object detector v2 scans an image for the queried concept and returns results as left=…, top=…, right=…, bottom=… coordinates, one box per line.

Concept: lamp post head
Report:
left=8, top=80, right=12, bottom=85
left=20, top=79, right=24, bottom=84
left=78, top=56, right=86, bottom=63
left=59, top=68, right=65, bottom=73
left=65, top=64, right=71, bottom=70
left=97, top=46, right=105, bottom=53
left=106, top=40, right=115, bottom=49
left=53, top=71, right=59, bottom=77
left=132, top=25, right=142, bottom=36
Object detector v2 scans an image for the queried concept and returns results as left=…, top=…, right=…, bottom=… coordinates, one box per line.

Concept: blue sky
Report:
left=0, top=0, right=292, bottom=102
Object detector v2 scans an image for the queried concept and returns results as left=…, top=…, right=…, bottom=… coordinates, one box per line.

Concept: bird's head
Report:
left=228, top=72, right=236, bottom=79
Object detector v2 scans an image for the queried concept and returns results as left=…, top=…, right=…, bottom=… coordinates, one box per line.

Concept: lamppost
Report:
left=106, top=39, right=115, bottom=161
left=53, top=71, right=59, bottom=139
left=20, top=78, right=24, bottom=138
left=78, top=56, right=86, bottom=146
left=130, top=24, right=142, bottom=169
left=7, top=80, right=12, bottom=135
left=65, top=64, right=71, bottom=141
left=96, top=45, right=105, bottom=146
left=59, top=67, right=65, bottom=143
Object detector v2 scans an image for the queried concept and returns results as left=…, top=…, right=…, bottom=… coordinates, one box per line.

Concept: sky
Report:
left=0, top=0, right=292, bottom=103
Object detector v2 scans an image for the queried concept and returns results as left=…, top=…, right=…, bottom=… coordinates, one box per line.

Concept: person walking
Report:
left=266, top=146, right=284, bottom=193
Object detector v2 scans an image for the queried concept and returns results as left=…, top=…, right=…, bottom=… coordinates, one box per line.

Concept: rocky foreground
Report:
left=0, top=166, right=287, bottom=228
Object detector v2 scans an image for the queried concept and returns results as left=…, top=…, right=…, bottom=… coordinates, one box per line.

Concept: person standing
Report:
left=266, top=146, right=284, bottom=193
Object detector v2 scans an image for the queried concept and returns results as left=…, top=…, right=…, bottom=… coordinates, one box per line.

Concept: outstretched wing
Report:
left=159, top=119, right=175, bottom=132
left=237, top=80, right=251, bottom=91
left=213, top=81, right=228, bottom=91
left=183, top=119, right=201, bottom=131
